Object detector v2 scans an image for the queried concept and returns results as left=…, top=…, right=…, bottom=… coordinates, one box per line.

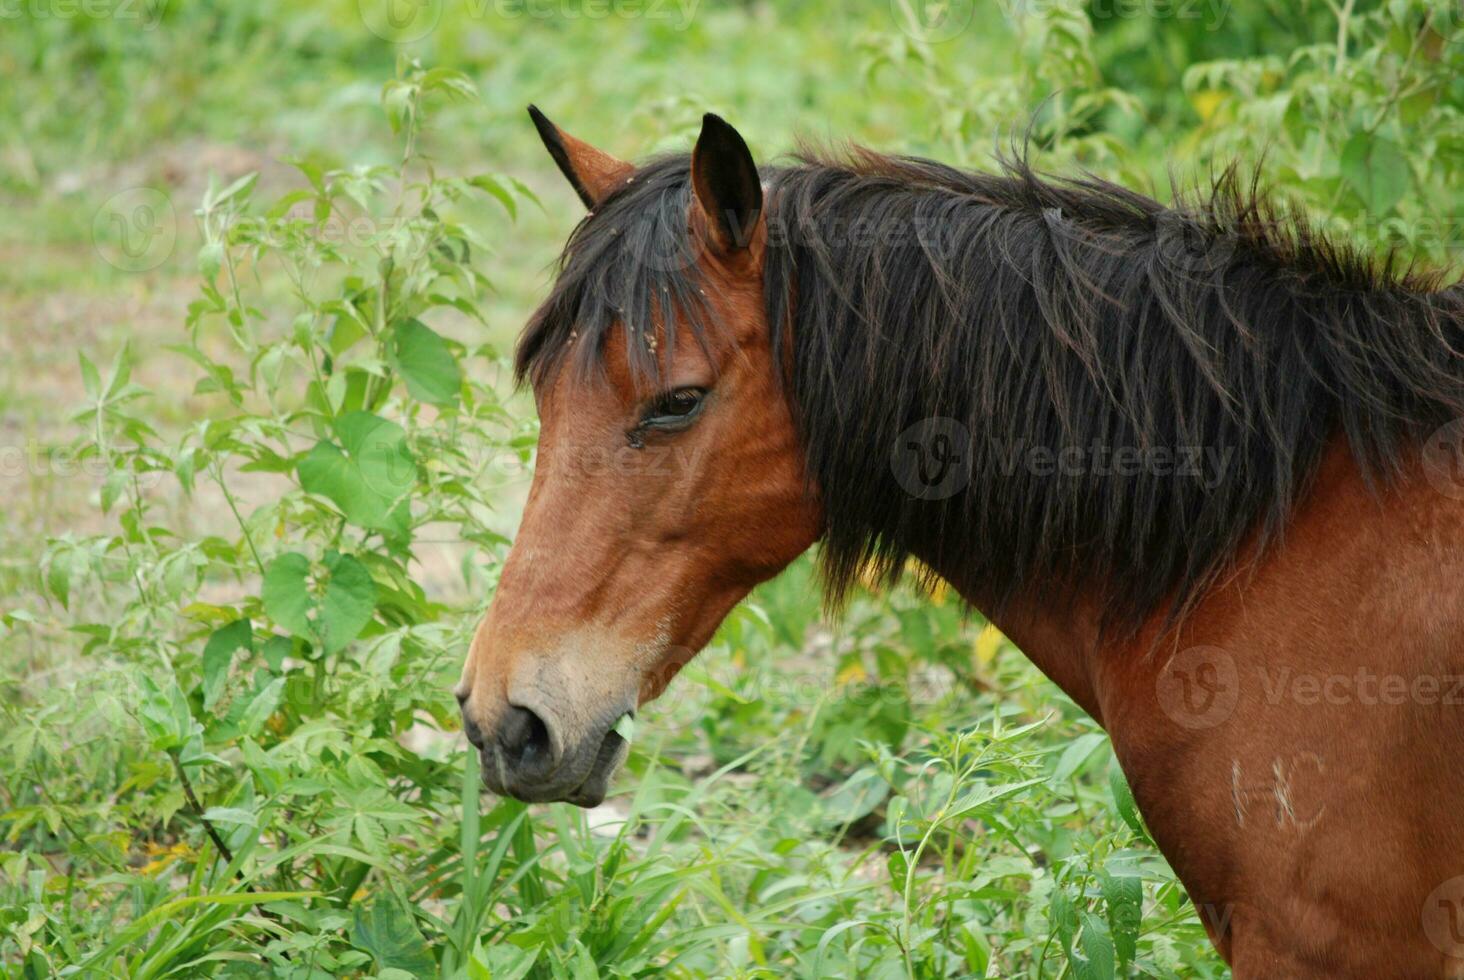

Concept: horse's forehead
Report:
left=535, top=314, right=719, bottom=414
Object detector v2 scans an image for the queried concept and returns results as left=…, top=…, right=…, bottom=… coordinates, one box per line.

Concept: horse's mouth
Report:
left=562, top=728, right=628, bottom=807
left=478, top=726, right=628, bottom=808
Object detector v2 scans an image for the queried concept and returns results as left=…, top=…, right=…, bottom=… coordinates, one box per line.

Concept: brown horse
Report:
left=456, top=108, right=1464, bottom=976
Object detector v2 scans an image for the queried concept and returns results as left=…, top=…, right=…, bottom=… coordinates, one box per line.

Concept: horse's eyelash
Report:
left=628, top=389, right=704, bottom=446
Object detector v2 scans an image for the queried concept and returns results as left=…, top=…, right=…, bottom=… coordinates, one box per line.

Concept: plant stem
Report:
left=170, top=750, right=235, bottom=865
left=1334, top=0, right=1355, bottom=75
left=215, top=463, right=266, bottom=578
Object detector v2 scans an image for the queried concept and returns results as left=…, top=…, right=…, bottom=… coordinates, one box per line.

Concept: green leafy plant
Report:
left=6, top=60, right=543, bottom=976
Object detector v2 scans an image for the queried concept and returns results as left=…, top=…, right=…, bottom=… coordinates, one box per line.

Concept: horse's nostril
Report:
left=462, top=713, right=484, bottom=749
left=498, top=704, right=551, bottom=768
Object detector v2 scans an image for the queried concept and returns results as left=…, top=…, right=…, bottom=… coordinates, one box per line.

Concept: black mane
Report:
left=518, top=148, right=1464, bottom=628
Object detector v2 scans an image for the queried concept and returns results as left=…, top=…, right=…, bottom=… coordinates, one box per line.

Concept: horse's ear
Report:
left=690, top=113, right=762, bottom=254
left=528, top=105, right=633, bottom=209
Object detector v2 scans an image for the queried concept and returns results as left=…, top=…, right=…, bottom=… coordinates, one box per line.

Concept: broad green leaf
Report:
left=1109, top=764, right=1146, bottom=840
left=471, top=943, right=539, bottom=980
left=78, top=352, right=100, bottom=400
left=469, top=174, right=517, bottom=220
left=420, top=67, right=477, bottom=100
left=198, top=241, right=223, bottom=281
left=886, top=848, right=909, bottom=888
left=210, top=171, right=258, bottom=208
left=820, top=765, right=888, bottom=827
left=1340, top=133, right=1410, bottom=214
left=297, top=411, right=415, bottom=531
left=200, top=806, right=257, bottom=828
left=352, top=892, right=435, bottom=977
left=1050, top=888, right=1078, bottom=952
left=1053, top=732, right=1109, bottom=784
left=960, top=918, right=992, bottom=976
left=239, top=677, right=285, bottom=738
left=45, top=545, right=82, bottom=609
left=947, top=777, right=1044, bottom=820
left=355, top=814, right=388, bottom=858
left=326, top=306, right=368, bottom=356
left=262, top=553, right=313, bottom=638
left=1075, top=911, right=1116, bottom=980
left=1100, top=870, right=1143, bottom=967
left=389, top=318, right=461, bottom=406
left=260, top=634, right=292, bottom=672
left=318, top=552, right=376, bottom=655
left=138, top=676, right=199, bottom=752
left=381, top=82, right=414, bottom=135
left=261, top=551, right=375, bottom=654
left=570, top=941, right=600, bottom=980
left=201, top=618, right=253, bottom=710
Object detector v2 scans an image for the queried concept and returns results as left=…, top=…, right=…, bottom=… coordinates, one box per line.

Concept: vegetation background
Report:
left=1, top=0, right=1460, bottom=976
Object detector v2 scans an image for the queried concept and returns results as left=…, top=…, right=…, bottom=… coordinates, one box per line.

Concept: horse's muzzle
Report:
left=459, top=693, right=630, bottom=807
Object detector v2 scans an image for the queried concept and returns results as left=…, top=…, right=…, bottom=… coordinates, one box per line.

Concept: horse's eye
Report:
left=642, top=387, right=706, bottom=427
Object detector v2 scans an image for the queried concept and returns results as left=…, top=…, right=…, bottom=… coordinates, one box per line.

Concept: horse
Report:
left=456, top=107, right=1464, bottom=976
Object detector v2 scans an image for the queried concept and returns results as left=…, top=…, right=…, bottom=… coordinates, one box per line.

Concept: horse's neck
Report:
left=925, top=434, right=1464, bottom=728
left=936, top=567, right=1113, bottom=721
left=935, top=436, right=1464, bottom=973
